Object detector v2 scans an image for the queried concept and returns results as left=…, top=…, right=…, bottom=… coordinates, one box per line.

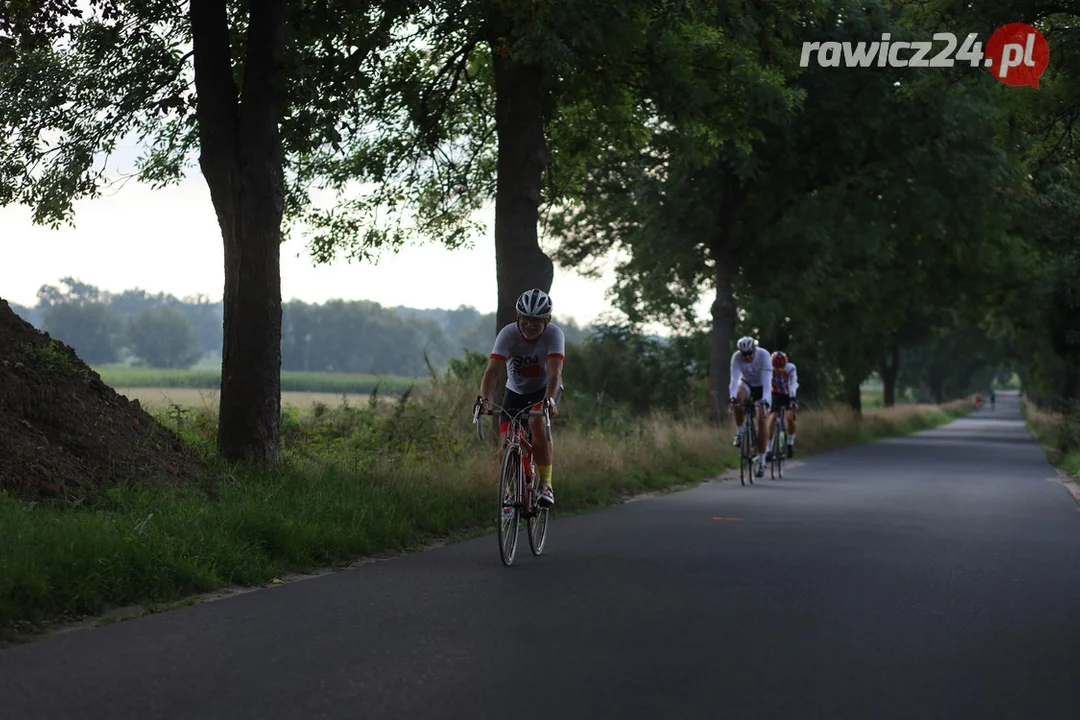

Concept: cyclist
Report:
left=766, top=351, right=798, bottom=460
left=478, top=289, right=565, bottom=508
left=990, top=389, right=996, bottom=410
left=729, top=336, right=772, bottom=478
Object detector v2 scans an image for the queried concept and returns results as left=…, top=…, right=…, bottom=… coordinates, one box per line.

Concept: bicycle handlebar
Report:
left=730, top=397, right=769, bottom=409
left=472, top=396, right=552, bottom=444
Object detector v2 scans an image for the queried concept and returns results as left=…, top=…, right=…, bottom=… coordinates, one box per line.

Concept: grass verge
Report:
left=1020, top=397, right=1080, bottom=479
left=0, top=384, right=971, bottom=643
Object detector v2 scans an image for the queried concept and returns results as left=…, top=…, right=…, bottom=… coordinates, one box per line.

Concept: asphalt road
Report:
left=4, top=391, right=1080, bottom=719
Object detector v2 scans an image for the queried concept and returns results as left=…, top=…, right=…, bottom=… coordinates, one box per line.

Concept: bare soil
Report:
left=0, top=299, right=204, bottom=502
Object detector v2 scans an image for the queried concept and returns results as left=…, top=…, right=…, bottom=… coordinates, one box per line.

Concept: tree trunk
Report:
left=846, top=375, right=862, bottom=414
left=490, top=45, right=553, bottom=333
left=928, top=373, right=944, bottom=404
left=486, top=28, right=552, bottom=435
left=880, top=342, right=900, bottom=407
left=708, top=256, right=736, bottom=425
left=192, top=0, right=285, bottom=463
left=707, top=170, right=742, bottom=425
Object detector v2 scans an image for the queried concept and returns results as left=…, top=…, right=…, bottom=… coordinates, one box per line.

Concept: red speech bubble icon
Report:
left=984, top=23, right=1049, bottom=88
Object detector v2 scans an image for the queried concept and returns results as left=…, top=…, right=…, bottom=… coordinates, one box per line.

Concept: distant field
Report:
left=115, top=387, right=395, bottom=410
left=93, top=365, right=430, bottom=395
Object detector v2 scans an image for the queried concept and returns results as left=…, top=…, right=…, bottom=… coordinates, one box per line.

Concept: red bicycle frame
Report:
left=473, top=397, right=551, bottom=519
left=513, top=406, right=541, bottom=518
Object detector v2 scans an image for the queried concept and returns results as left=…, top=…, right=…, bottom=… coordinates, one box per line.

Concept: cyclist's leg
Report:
left=495, top=390, right=529, bottom=520
left=767, top=393, right=787, bottom=456
left=766, top=403, right=779, bottom=454
left=497, top=389, right=529, bottom=465
left=752, top=387, right=768, bottom=473
left=752, top=387, right=768, bottom=453
left=787, top=405, right=797, bottom=448
left=527, top=391, right=551, bottom=468
left=521, top=389, right=554, bottom=506
left=733, top=384, right=750, bottom=444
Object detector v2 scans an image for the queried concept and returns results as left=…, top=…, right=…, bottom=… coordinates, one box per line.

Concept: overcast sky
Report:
left=1, top=173, right=637, bottom=328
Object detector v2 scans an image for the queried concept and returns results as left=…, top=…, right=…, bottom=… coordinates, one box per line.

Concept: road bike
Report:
left=732, top=390, right=767, bottom=486
left=768, top=401, right=793, bottom=480
left=472, top=396, right=553, bottom=566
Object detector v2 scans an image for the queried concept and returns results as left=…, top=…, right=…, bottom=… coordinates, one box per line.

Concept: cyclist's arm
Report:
left=545, top=325, right=566, bottom=408
left=545, top=355, right=564, bottom=405
left=761, top=361, right=773, bottom=407
left=789, top=363, right=798, bottom=399
left=482, top=324, right=515, bottom=404
left=480, top=355, right=503, bottom=404
left=728, top=352, right=740, bottom=400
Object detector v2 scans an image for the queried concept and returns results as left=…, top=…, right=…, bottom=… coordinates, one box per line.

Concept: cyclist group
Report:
left=475, top=289, right=802, bottom=507
left=729, top=336, right=798, bottom=479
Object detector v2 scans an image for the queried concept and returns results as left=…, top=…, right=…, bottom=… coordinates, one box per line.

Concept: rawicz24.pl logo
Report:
left=799, top=23, right=1050, bottom=87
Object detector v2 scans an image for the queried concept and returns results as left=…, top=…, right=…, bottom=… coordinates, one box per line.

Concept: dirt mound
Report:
left=0, top=299, right=204, bottom=501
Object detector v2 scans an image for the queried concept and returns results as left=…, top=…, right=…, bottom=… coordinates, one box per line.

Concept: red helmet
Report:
left=771, top=351, right=788, bottom=368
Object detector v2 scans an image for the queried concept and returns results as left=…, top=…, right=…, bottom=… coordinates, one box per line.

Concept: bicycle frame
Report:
left=770, top=401, right=792, bottom=454
left=769, top=402, right=787, bottom=479
left=731, top=379, right=767, bottom=485
left=741, top=400, right=759, bottom=444
left=474, top=394, right=556, bottom=566
left=734, top=379, right=767, bottom=439
left=472, top=397, right=552, bottom=519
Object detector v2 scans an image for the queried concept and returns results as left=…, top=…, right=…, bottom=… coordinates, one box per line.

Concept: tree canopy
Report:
left=3, top=0, right=1077, bottom=464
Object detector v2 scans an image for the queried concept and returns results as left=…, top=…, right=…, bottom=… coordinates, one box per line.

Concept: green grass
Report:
left=92, top=365, right=429, bottom=395
left=1021, top=397, right=1080, bottom=481
left=1062, top=452, right=1080, bottom=478
left=0, top=382, right=973, bottom=642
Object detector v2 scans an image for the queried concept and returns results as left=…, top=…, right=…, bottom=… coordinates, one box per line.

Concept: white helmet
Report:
left=516, top=288, right=552, bottom=319
left=737, top=336, right=756, bottom=353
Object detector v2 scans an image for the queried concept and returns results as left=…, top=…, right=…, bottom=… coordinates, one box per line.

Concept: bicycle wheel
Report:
left=739, top=419, right=748, bottom=486
left=769, top=425, right=777, bottom=479
left=497, top=446, right=521, bottom=566
left=741, top=417, right=755, bottom=486
left=748, top=415, right=757, bottom=485
left=526, top=458, right=548, bottom=555
left=780, top=417, right=787, bottom=477
left=773, top=418, right=784, bottom=479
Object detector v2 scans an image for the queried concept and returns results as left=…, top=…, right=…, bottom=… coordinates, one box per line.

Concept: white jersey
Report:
left=771, top=362, right=798, bottom=398
left=491, top=322, right=566, bottom=395
left=729, top=347, right=773, bottom=406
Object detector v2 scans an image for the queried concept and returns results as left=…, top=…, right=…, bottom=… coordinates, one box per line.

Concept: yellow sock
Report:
left=538, top=464, right=552, bottom=489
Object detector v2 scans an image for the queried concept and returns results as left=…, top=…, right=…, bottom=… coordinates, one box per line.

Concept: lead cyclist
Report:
left=729, top=336, right=773, bottom=478
left=478, top=289, right=565, bottom=508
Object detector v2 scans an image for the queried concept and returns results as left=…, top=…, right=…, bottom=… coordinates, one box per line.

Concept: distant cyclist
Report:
left=990, top=389, right=996, bottom=410
left=478, top=289, right=564, bottom=508
left=766, top=351, right=798, bottom=460
left=729, top=336, right=772, bottom=478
